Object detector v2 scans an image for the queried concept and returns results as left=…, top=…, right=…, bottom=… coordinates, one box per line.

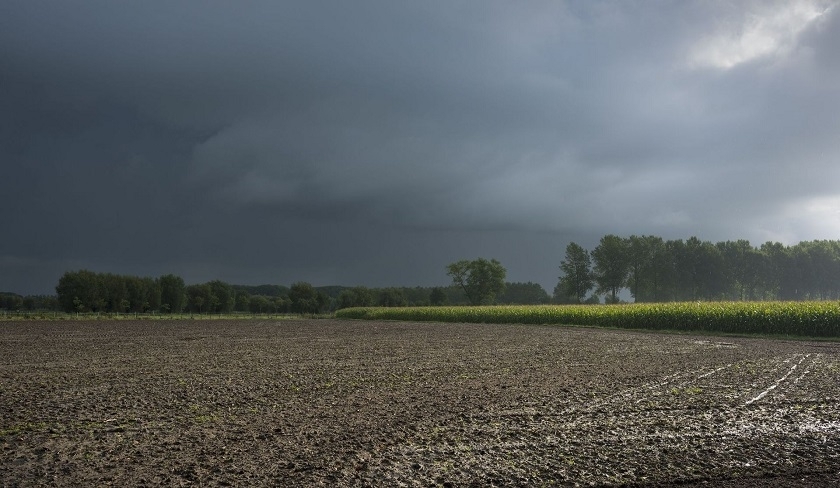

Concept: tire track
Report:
left=744, top=354, right=811, bottom=406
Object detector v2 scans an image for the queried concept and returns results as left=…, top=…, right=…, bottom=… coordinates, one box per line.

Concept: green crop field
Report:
left=336, top=301, right=840, bottom=338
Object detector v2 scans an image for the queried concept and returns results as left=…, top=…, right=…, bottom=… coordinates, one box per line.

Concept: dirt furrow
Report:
left=2, top=320, right=839, bottom=487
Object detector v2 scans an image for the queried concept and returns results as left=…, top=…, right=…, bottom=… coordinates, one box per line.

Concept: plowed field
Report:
left=2, top=319, right=839, bottom=486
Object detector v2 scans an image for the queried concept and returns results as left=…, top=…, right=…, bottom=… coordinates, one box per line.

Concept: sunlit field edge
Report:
left=336, top=301, right=840, bottom=338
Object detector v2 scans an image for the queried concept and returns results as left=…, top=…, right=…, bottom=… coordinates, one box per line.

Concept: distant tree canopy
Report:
left=158, top=274, right=186, bottom=313
left=556, top=242, right=595, bottom=304
left=56, top=270, right=162, bottom=313
left=32, top=236, right=840, bottom=315
left=498, top=282, right=550, bottom=305
left=0, top=292, right=58, bottom=311
left=337, top=286, right=375, bottom=309
left=558, top=236, right=840, bottom=303
left=446, top=258, right=507, bottom=305
left=377, top=287, right=408, bottom=307
left=53, top=270, right=287, bottom=314
left=288, top=282, right=329, bottom=314
left=46, top=270, right=535, bottom=315
left=429, top=287, right=448, bottom=306
left=592, top=234, right=630, bottom=303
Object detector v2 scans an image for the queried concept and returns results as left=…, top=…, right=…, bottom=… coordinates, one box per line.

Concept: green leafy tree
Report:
left=446, top=258, right=506, bottom=305
left=146, top=277, right=162, bottom=312
left=647, top=236, right=672, bottom=302
left=273, top=295, right=292, bottom=313
left=669, top=237, right=726, bottom=301
left=235, top=291, right=251, bottom=312
left=429, top=287, right=448, bottom=306
left=126, top=276, right=159, bottom=312
left=337, top=286, right=375, bottom=309
left=249, top=295, right=270, bottom=313
left=377, top=287, right=408, bottom=307
left=289, top=282, right=327, bottom=314
left=56, top=270, right=100, bottom=313
left=591, top=235, right=630, bottom=303
left=717, top=240, right=766, bottom=300
left=625, top=235, right=671, bottom=302
left=186, top=283, right=212, bottom=314
left=101, top=273, right=128, bottom=312
left=799, top=240, right=840, bottom=299
left=398, top=286, right=432, bottom=306
left=760, top=241, right=788, bottom=299
left=1, top=294, right=24, bottom=311
left=557, top=242, right=594, bottom=303
left=665, top=239, right=690, bottom=300
left=126, top=277, right=144, bottom=312
left=499, top=282, right=550, bottom=305
left=208, top=280, right=234, bottom=313
left=697, top=239, right=726, bottom=300
left=158, top=274, right=186, bottom=313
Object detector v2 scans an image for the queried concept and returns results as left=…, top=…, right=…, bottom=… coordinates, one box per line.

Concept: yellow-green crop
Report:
left=335, top=301, right=840, bottom=338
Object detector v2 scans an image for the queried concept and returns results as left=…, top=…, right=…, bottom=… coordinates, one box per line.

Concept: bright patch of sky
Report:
left=690, top=0, right=835, bottom=69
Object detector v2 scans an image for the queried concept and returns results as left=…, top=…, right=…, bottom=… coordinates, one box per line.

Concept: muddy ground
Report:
left=1, top=319, right=839, bottom=486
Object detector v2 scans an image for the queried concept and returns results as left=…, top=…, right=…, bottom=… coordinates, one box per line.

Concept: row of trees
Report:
left=45, top=269, right=549, bottom=314
left=24, top=234, right=838, bottom=314
left=0, top=292, right=59, bottom=312
left=55, top=270, right=183, bottom=313
left=443, top=259, right=554, bottom=305
left=52, top=270, right=326, bottom=314
left=557, top=235, right=840, bottom=303
left=335, top=280, right=549, bottom=308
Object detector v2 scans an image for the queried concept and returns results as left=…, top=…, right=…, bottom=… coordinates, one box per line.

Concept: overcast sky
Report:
left=2, top=0, right=839, bottom=295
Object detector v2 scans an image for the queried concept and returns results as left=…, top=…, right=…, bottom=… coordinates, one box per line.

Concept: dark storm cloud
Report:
left=2, top=0, right=839, bottom=294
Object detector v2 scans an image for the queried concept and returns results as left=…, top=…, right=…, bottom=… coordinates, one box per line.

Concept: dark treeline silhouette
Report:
left=41, top=270, right=557, bottom=314
left=335, top=282, right=550, bottom=309
left=0, top=292, right=59, bottom=312
left=52, top=270, right=186, bottom=314
left=41, top=269, right=552, bottom=314
left=51, top=270, right=298, bottom=314
left=8, top=236, right=835, bottom=314
left=557, top=235, right=840, bottom=303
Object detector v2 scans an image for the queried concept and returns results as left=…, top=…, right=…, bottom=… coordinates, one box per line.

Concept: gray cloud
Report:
left=2, top=0, right=839, bottom=295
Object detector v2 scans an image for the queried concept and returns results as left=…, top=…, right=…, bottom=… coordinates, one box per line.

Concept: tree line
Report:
left=51, top=270, right=313, bottom=314
left=557, top=235, right=840, bottom=303
left=29, top=269, right=549, bottom=314
left=0, top=292, right=59, bottom=312
left=6, top=235, right=835, bottom=313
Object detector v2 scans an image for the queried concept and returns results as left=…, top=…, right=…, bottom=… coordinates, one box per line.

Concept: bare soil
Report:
left=1, top=319, right=839, bottom=487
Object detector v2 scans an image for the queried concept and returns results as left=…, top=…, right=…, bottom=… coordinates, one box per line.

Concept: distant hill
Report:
left=231, top=284, right=290, bottom=297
